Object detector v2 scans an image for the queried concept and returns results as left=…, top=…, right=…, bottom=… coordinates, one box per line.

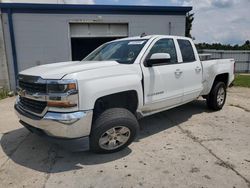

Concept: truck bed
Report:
left=200, top=59, right=235, bottom=95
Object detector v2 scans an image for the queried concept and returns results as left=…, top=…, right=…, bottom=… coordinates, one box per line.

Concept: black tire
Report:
left=206, top=81, right=227, bottom=111
left=90, top=108, right=139, bottom=153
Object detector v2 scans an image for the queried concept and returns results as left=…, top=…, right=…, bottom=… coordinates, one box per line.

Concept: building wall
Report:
left=3, top=13, right=186, bottom=89
left=2, top=13, right=15, bottom=89
left=200, top=49, right=250, bottom=73
left=0, top=12, right=10, bottom=89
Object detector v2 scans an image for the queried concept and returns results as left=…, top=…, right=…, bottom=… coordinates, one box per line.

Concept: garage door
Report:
left=70, top=23, right=128, bottom=60
left=70, top=23, right=128, bottom=38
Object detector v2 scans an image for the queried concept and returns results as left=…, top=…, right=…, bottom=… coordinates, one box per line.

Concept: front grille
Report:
left=19, top=97, right=47, bottom=114
left=19, top=80, right=47, bottom=93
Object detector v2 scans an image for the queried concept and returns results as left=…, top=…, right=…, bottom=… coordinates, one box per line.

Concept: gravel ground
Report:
left=0, top=87, right=249, bottom=188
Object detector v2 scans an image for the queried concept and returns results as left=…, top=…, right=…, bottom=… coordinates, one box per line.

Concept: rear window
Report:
left=177, top=39, right=196, bottom=63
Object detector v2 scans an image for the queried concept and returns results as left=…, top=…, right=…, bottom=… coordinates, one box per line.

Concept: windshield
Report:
left=83, top=39, right=148, bottom=64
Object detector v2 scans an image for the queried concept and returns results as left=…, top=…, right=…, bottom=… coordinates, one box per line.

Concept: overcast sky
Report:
left=68, top=0, right=250, bottom=45
left=3, top=0, right=250, bottom=44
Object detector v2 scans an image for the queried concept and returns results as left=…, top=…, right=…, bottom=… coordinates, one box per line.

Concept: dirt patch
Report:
left=190, top=167, right=200, bottom=173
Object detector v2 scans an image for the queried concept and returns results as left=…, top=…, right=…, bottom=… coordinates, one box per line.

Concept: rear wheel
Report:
left=206, top=82, right=227, bottom=111
left=90, top=108, right=139, bottom=153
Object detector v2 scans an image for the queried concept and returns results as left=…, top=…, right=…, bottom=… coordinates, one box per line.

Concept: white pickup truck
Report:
left=15, top=35, right=235, bottom=153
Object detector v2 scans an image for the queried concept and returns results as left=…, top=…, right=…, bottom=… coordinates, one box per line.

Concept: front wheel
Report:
left=206, top=82, right=227, bottom=111
left=90, top=108, right=139, bottom=153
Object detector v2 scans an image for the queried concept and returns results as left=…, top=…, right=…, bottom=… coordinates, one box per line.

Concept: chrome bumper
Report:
left=15, top=104, right=93, bottom=139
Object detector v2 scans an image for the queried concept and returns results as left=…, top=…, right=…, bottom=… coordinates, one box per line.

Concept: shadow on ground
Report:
left=1, top=100, right=210, bottom=173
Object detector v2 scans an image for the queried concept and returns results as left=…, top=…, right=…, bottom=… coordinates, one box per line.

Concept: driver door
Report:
left=140, top=38, right=183, bottom=113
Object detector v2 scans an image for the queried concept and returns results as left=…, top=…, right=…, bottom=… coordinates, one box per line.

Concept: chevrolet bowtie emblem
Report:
left=18, top=89, right=26, bottom=97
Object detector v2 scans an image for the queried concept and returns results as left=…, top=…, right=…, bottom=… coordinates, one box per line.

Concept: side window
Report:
left=147, top=39, right=177, bottom=64
left=177, top=39, right=196, bottom=63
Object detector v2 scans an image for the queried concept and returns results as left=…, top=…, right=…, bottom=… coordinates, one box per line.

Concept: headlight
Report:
left=47, top=80, right=77, bottom=93
left=47, top=80, right=79, bottom=109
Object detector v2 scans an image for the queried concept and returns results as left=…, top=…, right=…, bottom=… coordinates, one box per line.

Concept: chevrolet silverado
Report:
left=15, top=35, right=235, bottom=153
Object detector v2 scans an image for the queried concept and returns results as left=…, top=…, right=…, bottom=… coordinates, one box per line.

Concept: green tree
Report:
left=185, top=13, right=194, bottom=38
left=244, top=40, right=250, bottom=45
left=196, top=41, right=250, bottom=51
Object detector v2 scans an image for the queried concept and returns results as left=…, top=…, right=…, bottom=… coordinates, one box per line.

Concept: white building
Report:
left=0, top=2, right=192, bottom=89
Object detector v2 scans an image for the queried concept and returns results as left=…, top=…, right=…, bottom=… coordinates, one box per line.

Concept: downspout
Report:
left=7, top=8, right=18, bottom=88
left=168, top=22, right=171, bottom=35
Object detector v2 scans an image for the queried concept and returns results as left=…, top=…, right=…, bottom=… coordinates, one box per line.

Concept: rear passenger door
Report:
left=177, top=39, right=203, bottom=102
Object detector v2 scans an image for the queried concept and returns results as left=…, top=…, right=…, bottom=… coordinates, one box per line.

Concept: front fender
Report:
left=77, top=74, right=143, bottom=111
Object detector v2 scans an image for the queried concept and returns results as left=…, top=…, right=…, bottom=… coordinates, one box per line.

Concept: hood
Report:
left=19, top=61, right=120, bottom=79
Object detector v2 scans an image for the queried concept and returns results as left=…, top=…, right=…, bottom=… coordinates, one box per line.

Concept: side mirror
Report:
left=146, top=53, right=171, bottom=67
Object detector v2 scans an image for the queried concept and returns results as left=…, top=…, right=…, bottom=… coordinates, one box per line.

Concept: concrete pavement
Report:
left=0, top=87, right=250, bottom=188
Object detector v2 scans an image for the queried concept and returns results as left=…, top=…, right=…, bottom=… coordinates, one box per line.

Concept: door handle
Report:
left=175, top=69, right=183, bottom=75
left=195, top=67, right=202, bottom=72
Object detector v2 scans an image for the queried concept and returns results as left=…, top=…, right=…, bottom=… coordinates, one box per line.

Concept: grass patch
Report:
left=234, top=74, right=250, bottom=88
left=0, top=88, right=9, bottom=100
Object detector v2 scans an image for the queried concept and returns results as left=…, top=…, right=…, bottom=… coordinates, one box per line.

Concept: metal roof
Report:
left=0, top=3, right=192, bottom=15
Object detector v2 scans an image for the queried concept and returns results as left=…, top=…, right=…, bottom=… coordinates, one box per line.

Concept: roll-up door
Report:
left=70, top=23, right=128, bottom=38
left=70, top=23, right=128, bottom=60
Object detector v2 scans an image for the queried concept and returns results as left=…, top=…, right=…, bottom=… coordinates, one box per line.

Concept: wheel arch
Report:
left=93, top=90, right=140, bottom=119
left=204, top=72, right=229, bottom=98
left=212, top=73, right=229, bottom=87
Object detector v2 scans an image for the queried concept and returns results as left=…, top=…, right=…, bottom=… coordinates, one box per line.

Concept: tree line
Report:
left=195, top=41, right=250, bottom=51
